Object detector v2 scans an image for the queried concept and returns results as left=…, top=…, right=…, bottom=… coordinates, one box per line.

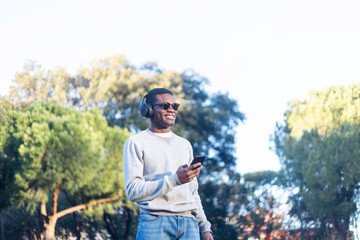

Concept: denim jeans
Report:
left=136, top=213, right=200, bottom=240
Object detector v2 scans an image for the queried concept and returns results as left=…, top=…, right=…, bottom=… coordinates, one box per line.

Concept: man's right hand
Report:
left=176, top=163, right=202, bottom=184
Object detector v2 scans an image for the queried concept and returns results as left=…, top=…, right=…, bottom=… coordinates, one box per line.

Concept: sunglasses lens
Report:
left=172, top=103, right=179, bottom=111
left=163, top=103, right=171, bottom=110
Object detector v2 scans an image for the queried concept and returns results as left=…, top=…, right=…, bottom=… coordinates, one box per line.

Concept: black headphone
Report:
left=140, top=95, right=154, bottom=118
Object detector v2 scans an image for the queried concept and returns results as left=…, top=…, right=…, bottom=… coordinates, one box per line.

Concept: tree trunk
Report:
left=44, top=217, right=57, bottom=240
left=26, top=228, right=34, bottom=240
left=41, top=180, right=61, bottom=240
left=123, top=207, right=133, bottom=240
left=335, top=232, right=347, bottom=240
left=72, top=212, right=81, bottom=240
left=334, top=215, right=349, bottom=240
left=36, top=203, right=43, bottom=240
left=0, top=211, right=4, bottom=240
left=104, top=213, right=119, bottom=240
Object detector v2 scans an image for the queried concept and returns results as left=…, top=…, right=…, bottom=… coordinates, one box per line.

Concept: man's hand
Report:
left=176, top=163, right=202, bottom=184
left=202, top=231, right=214, bottom=240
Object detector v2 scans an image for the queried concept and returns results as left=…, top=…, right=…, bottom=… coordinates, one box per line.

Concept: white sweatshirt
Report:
left=123, top=129, right=211, bottom=233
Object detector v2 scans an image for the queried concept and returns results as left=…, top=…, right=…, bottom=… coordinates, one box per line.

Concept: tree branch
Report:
left=40, top=201, right=47, bottom=217
left=51, top=180, right=62, bottom=217
left=54, top=193, right=122, bottom=219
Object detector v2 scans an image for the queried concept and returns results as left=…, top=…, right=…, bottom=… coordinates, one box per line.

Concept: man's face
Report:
left=150, top=93, right=178, bottom=131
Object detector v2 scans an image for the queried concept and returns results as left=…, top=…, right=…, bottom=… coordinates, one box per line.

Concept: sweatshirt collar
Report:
left=147, top=128, right=173, bottom=138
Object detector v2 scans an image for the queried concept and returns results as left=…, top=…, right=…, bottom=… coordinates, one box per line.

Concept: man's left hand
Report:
left=202, top=231, right=214, bottom=240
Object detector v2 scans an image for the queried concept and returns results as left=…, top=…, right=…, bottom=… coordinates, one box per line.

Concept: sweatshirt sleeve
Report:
left=123, top=137, right=181, bottom=202
left=191, top=178, right=212, bottom=233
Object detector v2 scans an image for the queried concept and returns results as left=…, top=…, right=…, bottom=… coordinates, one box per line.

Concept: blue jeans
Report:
left=136, top=213, right=200, bottom=240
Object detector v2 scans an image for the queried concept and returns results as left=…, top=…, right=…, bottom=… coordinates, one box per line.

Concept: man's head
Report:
left=140, top=88, right=180, bottom=133
left=140, top=88, right=174, bottom=118
left=145, top=88, right=174, bottom=105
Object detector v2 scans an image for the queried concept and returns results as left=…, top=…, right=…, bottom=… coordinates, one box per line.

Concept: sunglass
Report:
left=153, top=102, right=180, bottom=111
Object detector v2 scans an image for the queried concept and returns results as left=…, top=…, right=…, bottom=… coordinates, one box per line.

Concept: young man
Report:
left=123, top=88, right=213, bottom=240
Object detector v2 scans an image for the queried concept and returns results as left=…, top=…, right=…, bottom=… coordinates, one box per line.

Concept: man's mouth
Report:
left=165, top=114, right=176, bottom=120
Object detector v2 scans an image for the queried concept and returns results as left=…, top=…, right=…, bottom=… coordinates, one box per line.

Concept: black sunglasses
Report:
left=153, top=102, right=180, bottom=111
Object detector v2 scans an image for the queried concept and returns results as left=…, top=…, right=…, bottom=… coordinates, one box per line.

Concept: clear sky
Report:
left=1, top=0, right=360, bottom=174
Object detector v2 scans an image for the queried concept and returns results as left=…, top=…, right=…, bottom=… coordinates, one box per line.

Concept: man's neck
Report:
left=149, top=126, right=171, bottom=133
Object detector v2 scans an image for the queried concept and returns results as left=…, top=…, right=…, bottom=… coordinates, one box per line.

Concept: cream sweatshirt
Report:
left=123, top=129, right=211, bottom=233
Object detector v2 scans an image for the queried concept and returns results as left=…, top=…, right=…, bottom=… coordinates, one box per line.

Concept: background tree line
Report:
left=0, top=55, right=359, bottom=240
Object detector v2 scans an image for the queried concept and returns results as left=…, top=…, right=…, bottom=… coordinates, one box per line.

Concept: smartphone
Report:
left=190, top=156, right=206, bottom=169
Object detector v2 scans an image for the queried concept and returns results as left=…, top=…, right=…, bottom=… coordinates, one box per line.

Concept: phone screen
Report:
left=190, top=156, right=206, bottom=169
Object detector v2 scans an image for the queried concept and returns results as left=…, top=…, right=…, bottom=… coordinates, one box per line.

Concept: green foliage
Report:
left=287, top=84, right=360, bottom=138
left=302, top=125, right=360, bottom=220
left=0, top=103, right=130, bottom=214
left=274, top=84, right=360, bottom=239
left=8, top=60, right=72, bottom=108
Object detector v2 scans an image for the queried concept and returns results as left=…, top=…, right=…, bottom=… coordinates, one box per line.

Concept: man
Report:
left=123, top=88, right=214, bottom=240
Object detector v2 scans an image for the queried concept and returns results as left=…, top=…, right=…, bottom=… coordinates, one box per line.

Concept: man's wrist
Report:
left=174, top=172, right=181, bottom=185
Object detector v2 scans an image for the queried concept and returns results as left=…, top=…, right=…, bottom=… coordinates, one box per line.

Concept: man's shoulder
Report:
left=126, top=130, right=150, bottom=141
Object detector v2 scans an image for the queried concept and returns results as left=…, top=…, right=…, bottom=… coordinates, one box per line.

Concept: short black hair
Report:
left=145, top=88, right=173, bottom=105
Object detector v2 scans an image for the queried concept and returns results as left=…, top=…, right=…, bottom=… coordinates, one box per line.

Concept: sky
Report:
left=1, top=0, right=360, bottom=174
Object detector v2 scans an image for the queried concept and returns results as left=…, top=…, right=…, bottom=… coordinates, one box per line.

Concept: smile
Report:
left=165, top=115, right=176, bottom=120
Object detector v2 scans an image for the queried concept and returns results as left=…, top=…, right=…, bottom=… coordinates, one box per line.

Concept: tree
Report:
left=0, top=103, right=131, bottom=239
left=7, top=60, right=72, bottom=109
left=273, top=84, right=360, bottom=240
left=4, top=55, right=246, bottom=238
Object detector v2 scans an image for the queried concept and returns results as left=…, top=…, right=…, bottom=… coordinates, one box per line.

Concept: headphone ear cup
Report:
left=140, top=96, right=153, bottom=118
